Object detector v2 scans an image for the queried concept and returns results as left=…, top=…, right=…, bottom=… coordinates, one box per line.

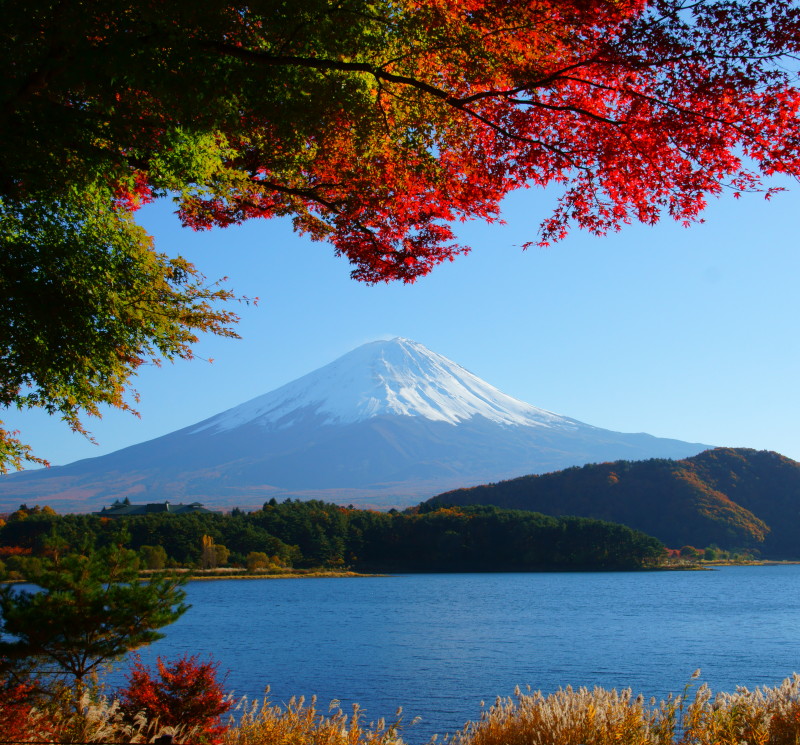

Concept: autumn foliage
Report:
left=119, top=655, right=232, bottom=743
left=174, top=0, right=800, bottom=281
left=6, top=1, right=800, bottom=283
left=0, top=677, right=54, bottom=742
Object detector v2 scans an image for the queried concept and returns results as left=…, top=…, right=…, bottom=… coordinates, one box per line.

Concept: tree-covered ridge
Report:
left=426, top=448, right=800, bottom=557
left=0, top=501, right=665, bottom=573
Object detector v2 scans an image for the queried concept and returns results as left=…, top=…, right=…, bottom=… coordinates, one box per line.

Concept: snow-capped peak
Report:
left=192, top=338, right=576, bottom=433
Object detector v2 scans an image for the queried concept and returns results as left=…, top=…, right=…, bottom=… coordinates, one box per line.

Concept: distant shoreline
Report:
left=6, top=561, right=800, bottom=586
left=183, top=569, right=382, bottom=581
left=153, top=560, right=800, bottom=581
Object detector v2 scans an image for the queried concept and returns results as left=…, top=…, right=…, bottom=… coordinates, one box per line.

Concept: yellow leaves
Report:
left=0, top=425, right=49, bottom=474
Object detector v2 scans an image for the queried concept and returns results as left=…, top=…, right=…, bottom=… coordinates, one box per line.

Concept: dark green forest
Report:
left=0, top=500, right=665, bottom=573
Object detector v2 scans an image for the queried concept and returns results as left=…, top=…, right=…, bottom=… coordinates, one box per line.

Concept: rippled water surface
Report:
left=124, top=566, right=800, bottom=742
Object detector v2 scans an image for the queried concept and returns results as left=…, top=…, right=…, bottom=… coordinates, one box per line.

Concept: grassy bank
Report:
left=183, top=568, right=377, bottom=580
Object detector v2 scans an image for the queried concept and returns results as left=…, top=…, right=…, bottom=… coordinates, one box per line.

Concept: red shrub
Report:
left=0, top=677, right=53, bottom=740
left=118, top=655, right=232, bottom=744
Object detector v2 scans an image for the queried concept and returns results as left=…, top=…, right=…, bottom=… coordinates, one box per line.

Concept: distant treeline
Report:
left=0, top=500, right=666, bottom=572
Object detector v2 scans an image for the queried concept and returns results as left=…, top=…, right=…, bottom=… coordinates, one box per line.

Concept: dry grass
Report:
left=445, top=673, right=800, bottom=745
left=6, top=690, right=193, bottom=743
left=446, top=685, right=665, bottom=745
left=223, top=691, right=410, bottom=745
left=8, top=674, right=800, bottom=745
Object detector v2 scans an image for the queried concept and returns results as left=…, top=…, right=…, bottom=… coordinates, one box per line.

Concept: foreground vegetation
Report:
left=0, top=500, right=666, bottom=573
left=8, top=668, right=800, bottom=745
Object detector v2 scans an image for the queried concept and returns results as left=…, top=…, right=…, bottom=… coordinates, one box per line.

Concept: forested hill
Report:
left=426, top=448, right=800, bottom=558
left=0, top=502, right=663, bottom=572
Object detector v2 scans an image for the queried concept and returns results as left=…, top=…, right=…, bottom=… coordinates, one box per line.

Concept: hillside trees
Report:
left=3, top=0, right=800, bottom=469
left=426, top=450, right=782, bottom=553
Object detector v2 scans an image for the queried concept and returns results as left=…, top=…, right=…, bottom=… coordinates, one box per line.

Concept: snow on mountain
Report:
left=192, top=338, right=575, bottom=432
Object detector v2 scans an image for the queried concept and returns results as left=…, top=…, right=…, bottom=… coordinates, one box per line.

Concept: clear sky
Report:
left=6, top=177, right=800, bottom=468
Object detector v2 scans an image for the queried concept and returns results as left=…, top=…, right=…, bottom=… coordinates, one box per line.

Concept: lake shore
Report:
left=146, top=559, right=800, bottom=581
left=182, top=568, right=380, bottom=580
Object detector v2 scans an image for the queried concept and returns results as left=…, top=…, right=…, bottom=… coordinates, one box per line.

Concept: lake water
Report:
left=120, top=566, right=800, bottom=742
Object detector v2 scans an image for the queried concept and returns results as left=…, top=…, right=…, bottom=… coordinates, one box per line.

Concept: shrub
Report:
left=119, top=655, right=232, bottom=744
left=140, top=545, right=168, bottom=570
left=246, top=551, right=269, bottom=573
left=0, top=677, right=54, bottom=741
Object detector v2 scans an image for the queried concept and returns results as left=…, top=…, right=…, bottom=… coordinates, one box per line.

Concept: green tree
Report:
left=214, top=544, right=230, bottom=567
left=0, top=192, right=242, bottom=471
left=0, top=546, right=187, bottom=695
left=139, top=544, right=168, bottom=570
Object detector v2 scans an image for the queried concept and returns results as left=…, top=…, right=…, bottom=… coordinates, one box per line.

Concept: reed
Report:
left=445, top=673, right=800, bottom=745
left=445, top=685, right=664, bottom=745
left=223, top=692, right=409, bottom=745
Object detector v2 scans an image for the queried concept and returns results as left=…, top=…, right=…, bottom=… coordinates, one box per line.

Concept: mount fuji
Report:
left=0, top=338, right=709, bottom=511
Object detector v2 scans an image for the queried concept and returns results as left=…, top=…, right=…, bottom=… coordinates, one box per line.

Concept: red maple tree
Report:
left=118, top=655, right=232, bottom=744
left=173, top=0, right=800, bottom=281
left=0, top=677, right=54, bottom=741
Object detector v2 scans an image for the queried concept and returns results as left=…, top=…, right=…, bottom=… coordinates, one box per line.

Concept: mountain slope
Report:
left=426, top=447, right=800, bottom=556
left=0, top=338, right=710, bottom=512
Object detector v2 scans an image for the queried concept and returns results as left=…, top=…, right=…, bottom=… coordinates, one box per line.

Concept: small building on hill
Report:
left=94, top=499, right=221, bottom=517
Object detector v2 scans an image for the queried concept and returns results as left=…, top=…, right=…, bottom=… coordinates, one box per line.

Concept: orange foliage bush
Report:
left=0, top=678, right=54, bottom=741
left=119, top=655, right=232, bottom=744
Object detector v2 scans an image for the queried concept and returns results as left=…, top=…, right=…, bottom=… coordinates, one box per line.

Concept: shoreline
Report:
left=5, top=560, right=800, bottom=585
left=183, top=569, right=382, bottom=581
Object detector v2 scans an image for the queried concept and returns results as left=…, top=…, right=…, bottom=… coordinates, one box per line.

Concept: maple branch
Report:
left=557, top=74, right=762, bottom=141
left=454, top=102, right=591, bottom=166
left=507, top=98, right=621, bottom=125
left=203, top=42, right=598, bottom=167
left=255, top=180, right=343, bottom=213
left=237, top=179, right=391, bottom=254
left=374, top=78, right=585, bottom=167
left=443, top=60, right=604, bottom=104
left=200, top=41, right=462, bottom=104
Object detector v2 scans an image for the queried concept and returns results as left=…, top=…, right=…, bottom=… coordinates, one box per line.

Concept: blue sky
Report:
left=6, top=178, right=800, bottom=467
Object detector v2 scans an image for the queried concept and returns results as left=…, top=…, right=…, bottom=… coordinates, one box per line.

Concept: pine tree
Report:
left=0, top=546, right=187, bottom=696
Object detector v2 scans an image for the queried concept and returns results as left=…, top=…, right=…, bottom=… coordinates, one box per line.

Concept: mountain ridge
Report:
left=426, top=447, right=800, bottom=556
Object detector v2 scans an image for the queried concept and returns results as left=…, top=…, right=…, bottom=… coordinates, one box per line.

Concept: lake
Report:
left=120, top=566, right=800, bottom=743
